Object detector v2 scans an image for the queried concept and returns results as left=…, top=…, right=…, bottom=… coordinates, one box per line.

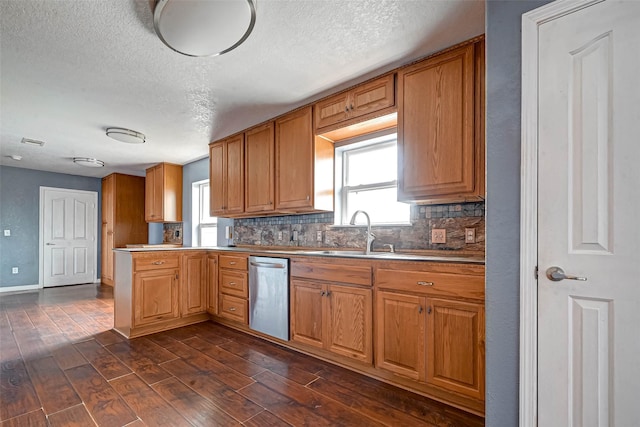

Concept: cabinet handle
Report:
left=418, top=305, right=423, bottom=314
left=228, top=307, right=237, bottom=312
left=417, top=281, right=434, bottom=286
left=344, top=105, right=349, bottom=113
left=320, top=290, right=326, bottom=296
left=229, top=261, right=237, bottom=265
left=427, top=306, right=432, bottom=315
left=306, top=195, right=310, bottom=200
left=326, top=290, right=331, bottom=297
left=152, top=261, right=165, bottom=265
left=350, top=103, right=354, bottom=110
left=229, top=282, right=236, bottom=286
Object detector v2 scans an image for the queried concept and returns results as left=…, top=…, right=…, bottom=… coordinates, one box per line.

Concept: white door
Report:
left=42, top=187, right=97, bottom=287
left=538, top=1, right=640, bottom=425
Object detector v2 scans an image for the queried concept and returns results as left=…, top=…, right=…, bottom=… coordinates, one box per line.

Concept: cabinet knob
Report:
left=320, top=290, right=326, bottom=296
left=427, top=306, right=432, bottom=315
left=344, top=105, right=349, bottom=113
left=418, top=305, right=423, bottom=314
left=350, top=104, right=354, bottom=110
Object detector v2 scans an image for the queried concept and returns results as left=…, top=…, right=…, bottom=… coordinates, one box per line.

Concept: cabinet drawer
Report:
left=219, top=254, right=248, bottom=270
left=376, top=268, right=484, bottom=300
left=219, top=294, right=248, bottom=324
left=133, top=254, right=180, bottom=271
left=291, top=260, right=371, bottom=286
left=219, top=270, right=248, bottom=298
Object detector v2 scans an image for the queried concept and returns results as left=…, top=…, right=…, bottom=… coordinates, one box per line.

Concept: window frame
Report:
left=334, top=132, right=410, bottom=226
left=192, top=180, right=217, bottom=247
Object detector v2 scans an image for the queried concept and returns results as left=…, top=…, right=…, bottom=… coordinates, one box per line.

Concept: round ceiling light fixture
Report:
left=106, top=127, right=146, bottom=144
left=153, top=0, right=256, bottom=57
left=73, top=157, right=105, bottom=168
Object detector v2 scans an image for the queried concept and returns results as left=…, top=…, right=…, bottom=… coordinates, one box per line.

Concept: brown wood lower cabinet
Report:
left=290, top=257, right=373, bottom=365
left=373, top=261, right=485, bottom=412
left=375, top=290, right=426, bottom=381
left=181, top=251, right=207, bottom=316
left=207, top=253, right=218, bottom=315
left=217, top=253, right=249, bottom=324
left=426, top=297, right=484, bottom=400
left=133, top=268, right=179, bottom=327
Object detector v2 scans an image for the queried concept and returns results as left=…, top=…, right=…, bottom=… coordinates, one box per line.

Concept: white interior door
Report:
left=42, top=187, right=97, bottom=287
left=538, top=1, right=640, bottom=425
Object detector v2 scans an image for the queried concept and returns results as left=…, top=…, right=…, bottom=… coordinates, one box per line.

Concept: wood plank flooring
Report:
left=0, top=284, right=484, bottom=426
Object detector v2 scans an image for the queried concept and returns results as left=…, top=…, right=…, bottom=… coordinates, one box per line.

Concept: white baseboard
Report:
left=0, top=284, right=42, bottom=294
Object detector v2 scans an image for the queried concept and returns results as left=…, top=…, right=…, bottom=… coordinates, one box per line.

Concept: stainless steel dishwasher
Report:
left=248, top=256, right=289, bottom=341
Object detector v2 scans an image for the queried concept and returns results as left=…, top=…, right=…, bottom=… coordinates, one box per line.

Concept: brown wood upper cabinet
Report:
left=397, top=40, right=485, bottom=203
left=314, top=74, right=396, bottom=133
left=101, top=173, right=147, bottom=286
left=145, top=163, right=183, bottom=222
left=245, top=122, right=275, bottom=213
left=275, top=107, right=334, bottom=212
left=209, top=134, right=245, bottom=216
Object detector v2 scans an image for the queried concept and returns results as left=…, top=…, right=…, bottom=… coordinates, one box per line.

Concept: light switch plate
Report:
left=277, top=231, right=283, bottom=241
left=316, top=231, right=323, bottom=242
left=431, top=228, right=446, bottom=244
left=292, top=230, right=298, bottom=241
left=3, top=230, right=10, bottom=237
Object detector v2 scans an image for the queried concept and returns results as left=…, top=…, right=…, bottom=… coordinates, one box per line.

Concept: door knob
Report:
left=545, top=266, right=587, bottom=282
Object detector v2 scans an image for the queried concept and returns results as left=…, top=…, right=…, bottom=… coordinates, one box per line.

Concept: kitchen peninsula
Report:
left=113, top=246, right=485, bottom=415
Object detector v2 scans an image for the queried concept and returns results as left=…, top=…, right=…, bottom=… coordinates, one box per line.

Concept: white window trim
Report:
left=334, top=133, right=410, bottom=226
left=192, top=179, right=217, bottom=247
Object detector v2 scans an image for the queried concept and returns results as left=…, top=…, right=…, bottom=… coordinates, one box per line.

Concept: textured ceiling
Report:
left=0, top=0, right=484, bottom=178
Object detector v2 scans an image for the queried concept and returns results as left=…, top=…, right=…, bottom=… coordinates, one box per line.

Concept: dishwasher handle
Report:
left=250, top=261, right=286, bottom=269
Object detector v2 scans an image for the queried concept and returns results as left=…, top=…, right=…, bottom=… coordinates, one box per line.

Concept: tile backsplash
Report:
left=234, top=202, right=485, bottom=254
left=163, top=222, right=183, bottom=245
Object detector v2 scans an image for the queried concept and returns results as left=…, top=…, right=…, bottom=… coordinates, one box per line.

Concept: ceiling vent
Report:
left=21, top=138, right=45, bottom=147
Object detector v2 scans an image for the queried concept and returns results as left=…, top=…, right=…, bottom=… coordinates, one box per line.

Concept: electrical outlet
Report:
left=277, top=231, right=283, bottom=241
left=292, top=230, right=298, bottom=241
left=12, top=267, right=18, bottom=274
left=465, top=228, right=476, bottom=243
left=431, top=228, right=446, bottom=244
left=316, top=231, right=323, bottom=242
left=3, top=230, right=10, bottom=236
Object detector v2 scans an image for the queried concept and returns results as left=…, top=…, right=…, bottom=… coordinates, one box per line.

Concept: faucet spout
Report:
left=349, top=210, right=375, bottom=255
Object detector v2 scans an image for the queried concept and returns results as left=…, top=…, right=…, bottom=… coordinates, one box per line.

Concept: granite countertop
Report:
left=114, top=245, right=485, bottom=264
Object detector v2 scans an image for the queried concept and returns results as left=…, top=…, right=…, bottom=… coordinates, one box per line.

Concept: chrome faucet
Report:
left=349, top=210, right=375, bottom=255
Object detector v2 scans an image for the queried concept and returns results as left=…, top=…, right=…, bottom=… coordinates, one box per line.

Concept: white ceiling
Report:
left=0, top=0, right=484, bottom=178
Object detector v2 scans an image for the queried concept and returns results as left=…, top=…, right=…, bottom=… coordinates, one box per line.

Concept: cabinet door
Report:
left=225, top=134, right=245, bottom=214
left=245, top=123, right=275, bottom=213
left=181, top=253, right=207, bottom=316
left=152, top=165, right=165, bottom=220
left=134, top=269, right=179, bottom=326
left=144, top=165, right=157, bottom=221
left=209, top=142, right=226, bottom=216
left=398, top=44, right=476, bottom=200
left=375, top=291, right=426, bottom=381
left=326, top=285, right=372, bottom=364
left=314, top=91, right=350, bottom=130
left=425, top=298, right=484, bottom=400
left=207, top=254, right=218, bottom=315
left=350, top=74, right=395, bottom=119
left=102, top=226, right=114, bottom=283
left=290, top=280, right=325, bottom=349
left=275, top=107, right=314, bottom=210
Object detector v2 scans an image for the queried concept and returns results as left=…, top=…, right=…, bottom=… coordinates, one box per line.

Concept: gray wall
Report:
left=0, top=165, right=102, bottom=287
left=485, top=1, right=551, bottom=424
left=181, top=157, right=233, bottom=247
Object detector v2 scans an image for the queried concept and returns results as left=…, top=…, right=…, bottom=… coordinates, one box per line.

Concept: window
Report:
left=192, top=180, right=217, bottom=246
left=335, top=132, right=410, bottom=225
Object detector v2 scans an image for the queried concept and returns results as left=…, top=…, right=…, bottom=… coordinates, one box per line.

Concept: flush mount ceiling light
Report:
left=106, top=127, right=146, bottom=144
left=73, top=157, right=105, bottom=168
left=153, top=0, right=256, bottom=57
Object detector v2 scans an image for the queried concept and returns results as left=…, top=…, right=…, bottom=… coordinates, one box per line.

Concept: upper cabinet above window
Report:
left=314, top=74, right=396, bottom=134
left=397, top=40, right=485, bottom=204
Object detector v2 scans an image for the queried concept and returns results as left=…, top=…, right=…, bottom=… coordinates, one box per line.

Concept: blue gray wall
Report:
left=485, top=1, right=551, bottom=424
left=0, top=166, right=102, bottom=288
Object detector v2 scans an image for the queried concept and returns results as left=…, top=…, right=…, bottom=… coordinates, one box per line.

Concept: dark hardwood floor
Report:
left=0, top=284, right=484, bottom=426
